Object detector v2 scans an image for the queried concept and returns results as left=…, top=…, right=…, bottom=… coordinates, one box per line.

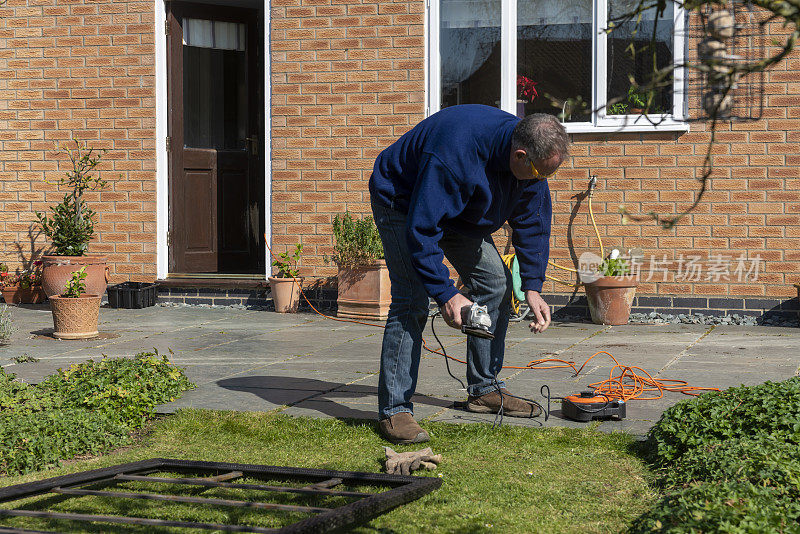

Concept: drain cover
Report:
left=0, top=458, right=441, bottom=533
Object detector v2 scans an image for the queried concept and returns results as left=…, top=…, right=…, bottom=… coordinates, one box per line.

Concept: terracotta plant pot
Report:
left=1, top=286, right=46, bottom=305
left=49, top=294, right=102, bottom=340
left=41, top=255, right=109, bottom=298
left=584, top=275, right=638, bottom=326
left=268, top=277, right=302, bottom=313
left=337, top=260, right=390, bottom=321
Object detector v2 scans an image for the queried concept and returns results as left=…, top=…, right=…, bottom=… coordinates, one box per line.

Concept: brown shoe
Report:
left=379, top=412, right=430, bottom=444
left=466, top=388, right=542, bottom=418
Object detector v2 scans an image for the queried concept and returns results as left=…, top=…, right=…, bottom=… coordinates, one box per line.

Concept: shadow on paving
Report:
left=217, top=376, right=455, bottom=420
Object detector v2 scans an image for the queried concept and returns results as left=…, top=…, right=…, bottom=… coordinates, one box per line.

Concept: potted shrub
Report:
left=268, top=243, right=303, bottom=313
left=332, top=212, right=390, bottom=321
left=583, top=249, right=638, bottom=325
left=0, top=261, right=46, bottom=304
left=36, top=140, right=110, bottom=298
left=49, top=266, right=101, bottom=339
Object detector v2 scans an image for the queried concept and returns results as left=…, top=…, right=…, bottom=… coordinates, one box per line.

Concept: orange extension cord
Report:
left=266, top=237, right=719, bottom=403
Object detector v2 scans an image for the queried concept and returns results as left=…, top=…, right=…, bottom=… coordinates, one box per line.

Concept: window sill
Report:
left=563, top=118, right=690, bottom=134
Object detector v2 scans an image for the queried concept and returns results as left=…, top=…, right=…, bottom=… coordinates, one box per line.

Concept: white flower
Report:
left=610, top=249, right=620, bottom=260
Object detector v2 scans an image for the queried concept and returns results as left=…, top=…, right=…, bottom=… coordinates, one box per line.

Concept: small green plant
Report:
left=36, top=140, right=107, bottom=256
left=598, top=250, right=631, bottom=277
left=627, top=85, right=650, bottom=109
left=61, top=266, right=87, bottom=298
left=10, top=354, right=38, bottom=364
left=331, top=212, right=384, bottom=268
left=607, top=102, right=629, bottom=115
left=272, top=243, right=302, bottom=278
left=607, top=86, right=664, bottom=115
left=0, top=305, right=13, bottom=344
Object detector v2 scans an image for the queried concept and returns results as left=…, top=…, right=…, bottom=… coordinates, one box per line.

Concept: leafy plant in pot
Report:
left=36, top=140, right=110, bottom=298
left=269, top=243, right=303, bottom=313
left=331, top=212, right=389, bottom=321
left=583, top=249, right=638, bottom=325
left=49, top=266, right=102, bottom=339
left=0, top=261, right=46, bottom=304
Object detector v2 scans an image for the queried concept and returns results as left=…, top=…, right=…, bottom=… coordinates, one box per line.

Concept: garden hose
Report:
left=503, top=173, right=601, bottom=313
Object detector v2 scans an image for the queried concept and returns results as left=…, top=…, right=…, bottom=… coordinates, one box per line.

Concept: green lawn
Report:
left=0, top=410, right=657, bottom=533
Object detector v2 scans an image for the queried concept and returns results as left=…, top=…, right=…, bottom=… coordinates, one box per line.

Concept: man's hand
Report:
left=525, top=290, right=551, bottom=334
left=441, top=292, right=473, bottom=330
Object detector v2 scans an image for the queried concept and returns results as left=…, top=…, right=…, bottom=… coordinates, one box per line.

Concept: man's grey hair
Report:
left=511, top=113, right=570, bottom=161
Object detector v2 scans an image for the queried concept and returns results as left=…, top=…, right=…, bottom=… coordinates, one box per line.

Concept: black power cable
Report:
left=430, top=312, right=549, bottom=426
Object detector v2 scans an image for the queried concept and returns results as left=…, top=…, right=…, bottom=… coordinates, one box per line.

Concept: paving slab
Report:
left=1, top=303, right=799, bottom=437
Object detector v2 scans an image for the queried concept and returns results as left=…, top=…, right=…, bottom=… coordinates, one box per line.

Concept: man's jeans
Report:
left=372, top=201, right=512, bottom=420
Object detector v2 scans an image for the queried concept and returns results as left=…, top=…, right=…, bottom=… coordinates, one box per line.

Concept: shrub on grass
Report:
left=663, top=435, right=800, bottom=492
left=1, top=408, right=128, bottom=475
left=41, top=350, right=194, bottom=428
left=0, top=350, right=194, bottom=475
left=630, top=482, right=800, bottom=534
left=646, top=377, right=800, bottom=466
left=633, top=377, right=800, bottom=533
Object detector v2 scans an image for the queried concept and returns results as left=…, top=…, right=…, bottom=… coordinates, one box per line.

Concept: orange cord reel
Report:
left=561, top=391, right=626, bottom=422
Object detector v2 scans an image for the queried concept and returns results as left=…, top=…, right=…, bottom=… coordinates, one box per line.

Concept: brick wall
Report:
left=271, top=4, right=799, bottom=302
left=0, top=0, right=796, bottom=303
left=0, top=0, right=156, bottom=282
left=269, top=0, right=425, bottom=284
left=548, top=15, right=800, bottom=299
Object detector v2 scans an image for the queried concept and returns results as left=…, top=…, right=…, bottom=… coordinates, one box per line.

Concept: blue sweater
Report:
left=369, top=105, right=552, bottom=306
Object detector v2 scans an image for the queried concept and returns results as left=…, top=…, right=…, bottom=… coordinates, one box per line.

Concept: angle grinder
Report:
left=461, top=302, right=494, bottom=340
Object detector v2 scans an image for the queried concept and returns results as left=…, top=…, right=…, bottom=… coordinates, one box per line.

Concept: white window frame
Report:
left=426, top=0, right=688, bottom=133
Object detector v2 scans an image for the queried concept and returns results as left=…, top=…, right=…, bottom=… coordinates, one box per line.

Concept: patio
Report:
left=3, top=304, right=799, bottom=436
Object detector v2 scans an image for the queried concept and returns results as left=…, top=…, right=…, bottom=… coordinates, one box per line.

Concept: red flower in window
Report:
left=516, top=75, right=538, bottom=101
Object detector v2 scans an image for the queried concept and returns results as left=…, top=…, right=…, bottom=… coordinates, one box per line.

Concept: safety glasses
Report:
left=529, top=159, right=557, bottom=180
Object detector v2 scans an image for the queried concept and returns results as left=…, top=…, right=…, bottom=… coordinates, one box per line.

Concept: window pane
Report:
left=517, top=0, right=592, bottom=122
left=183, top=37, right=247, bottom=149
left=606, top=0, right=674, bottom=114
left=183, top=18, right=246, bottom=51
left=440, top=0, right=501, bottom=109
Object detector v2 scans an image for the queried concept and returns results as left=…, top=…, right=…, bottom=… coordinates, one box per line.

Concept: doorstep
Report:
left=156, top=278, right=337, bottom=309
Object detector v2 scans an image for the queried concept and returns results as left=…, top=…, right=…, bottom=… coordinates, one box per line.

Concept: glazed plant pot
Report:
left=584, top=275, right=638, bottom=326
left=41, top=255, right=109, bottom=298
left=268, top=277, right=302, bottom=313
left=49, top=294, right=102, bottom=340
left=1, top=286, right=46, bottom=305
left=337, top=260, right=390, bottom=321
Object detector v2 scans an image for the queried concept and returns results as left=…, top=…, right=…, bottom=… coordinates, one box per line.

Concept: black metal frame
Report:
left=0, top=458, right=441, bottom=533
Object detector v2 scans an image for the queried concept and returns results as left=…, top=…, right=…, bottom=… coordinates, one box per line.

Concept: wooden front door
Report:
left=167, top=2, right=264, bottom=274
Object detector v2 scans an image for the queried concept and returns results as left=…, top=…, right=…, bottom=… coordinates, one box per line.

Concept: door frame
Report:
left=155, top=0, right=271, bottom=280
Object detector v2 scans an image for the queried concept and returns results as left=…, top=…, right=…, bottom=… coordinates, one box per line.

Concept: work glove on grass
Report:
left=384, top=446, right=442, bottom=475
